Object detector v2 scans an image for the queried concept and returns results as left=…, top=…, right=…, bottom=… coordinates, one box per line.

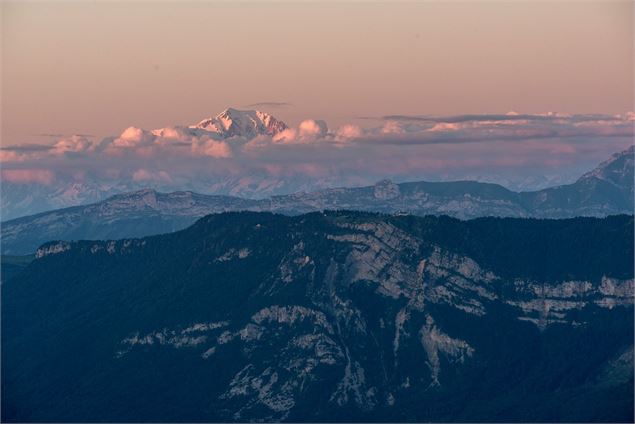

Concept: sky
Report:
left=2, top=1, right=633, bottom=143
left=1, top=0, right=634, bottom=202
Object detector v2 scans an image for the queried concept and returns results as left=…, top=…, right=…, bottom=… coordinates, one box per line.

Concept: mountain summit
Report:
left=579, top=145, right=634, bottom=201
left=191, top=108, right=288, bottom=139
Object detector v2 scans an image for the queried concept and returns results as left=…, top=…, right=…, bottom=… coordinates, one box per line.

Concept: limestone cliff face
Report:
left=3, top=212, right=633, bottom=422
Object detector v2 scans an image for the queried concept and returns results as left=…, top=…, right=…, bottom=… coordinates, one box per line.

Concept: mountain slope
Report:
left=2, top=212, right=633, bottom=422
left=0, top=189, right=260, bottom=254
left=580, top=144, right=634, bottom=198
left=2, top=147, right=633, bottom=255
left=0, top=255, right=33, bottom=282
left=520, top=145, right=634, bottom=217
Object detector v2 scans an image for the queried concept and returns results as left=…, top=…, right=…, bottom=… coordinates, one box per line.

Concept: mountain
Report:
left=2, top=107, right=630, bottom=221
left=0, top=170, right=583, bottom=221
left=0, top=189, right=261, bottom=254
left=519, top=145, right=634, bottom=217
left=0, top=108, right=290, bottom=220
left=2, top=147, right=633, bottom=255
left=0, top=254, right=33, bottom=282
left=0, top=172, right=338, bottom=221
left=2, top=212, right=633, bottom=422
left=580, top=145, right=634, bottom=194
left=0, top=180, right=134, bottom=222
left=190, top=108, right=288, bottom=139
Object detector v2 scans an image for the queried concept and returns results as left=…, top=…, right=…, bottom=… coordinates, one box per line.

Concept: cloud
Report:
left=261, top=119, right=330, bottom=146
left=110, top=127, right=155, bottom=149
left=380, top=121, right=407, bottom=134
left=99, top=126, right=232, bottom=158
left=191, top=138, right=233, bottom=158
left=349, top=112, right=634, bottom=146
left=272, top=128, right=298, bottom=143
left=336, top=124, right=363, bottom=140
left=0, top=150, right=27, bottom=162
left=52, top=135, right=94, bottom=155
left=1, top=143, right=53, bottom=152
left=1, top=112, right=632, bottom=194
left=1, top=169, right=55, bottom=185
left=379, top=113, right=556, bottom=123
left=132, top=169, right=172, bottom=183
left=298, top=119, right=328, bottom=140
left=0, top=139, right=94, bottom=162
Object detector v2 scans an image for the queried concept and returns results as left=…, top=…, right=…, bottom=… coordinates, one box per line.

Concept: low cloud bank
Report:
left=2, top=112, right=633, bottom=191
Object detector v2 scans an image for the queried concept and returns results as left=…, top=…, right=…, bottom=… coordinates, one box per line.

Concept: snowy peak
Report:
left=191, top=108, right=288, bottom=139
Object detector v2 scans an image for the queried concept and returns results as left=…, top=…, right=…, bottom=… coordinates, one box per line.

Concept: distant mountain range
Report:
left=3, top=108, right=625, bottom=220
left=1, top=146, right=632, bottom=255
left=3, top=212, right=633, bottom=421
left=0, top=108, right=292, bottom=220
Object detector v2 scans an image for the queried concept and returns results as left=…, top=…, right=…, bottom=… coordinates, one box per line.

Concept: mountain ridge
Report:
left=2, top=109, right=632, bottom=219
left=2, top=146, right=633, bottom=255
left=3, top=211, right=633, bottom=421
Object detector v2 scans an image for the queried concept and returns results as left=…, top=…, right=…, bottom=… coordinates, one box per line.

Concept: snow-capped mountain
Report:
left=0, top=108, right=294, bottom=220
left=190, top=108, right=288, bottom=139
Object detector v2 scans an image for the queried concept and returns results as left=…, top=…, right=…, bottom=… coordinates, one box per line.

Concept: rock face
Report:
left=373, top=180, right=400, bottom=200
left=2, top=212, right=633, bottom=422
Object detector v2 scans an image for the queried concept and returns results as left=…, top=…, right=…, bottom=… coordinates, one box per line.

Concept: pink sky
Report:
left=1, top=1, right=633, bottom=204
left=2, top=1, right=633, bottom=146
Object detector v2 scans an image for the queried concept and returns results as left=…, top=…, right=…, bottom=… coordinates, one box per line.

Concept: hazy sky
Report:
left=2, top=1, right=633, bottom=145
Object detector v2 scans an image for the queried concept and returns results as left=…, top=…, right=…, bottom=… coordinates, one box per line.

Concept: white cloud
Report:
left=272, top=128, right=298, bottom=143
left=335, top=124, right=363, bottom=140
left=298, top=119, right=328, bottom=140
left=0, top=150, right=27, bottom=162
left=1, top=169, right=55, bottom=185
left=191, top=137, right=233, bottom=158
left=52, top=135, right=94, bottom=155
left=1, top=112, right=632, bottom=192
left=113, top=127, right=154, bottom=147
